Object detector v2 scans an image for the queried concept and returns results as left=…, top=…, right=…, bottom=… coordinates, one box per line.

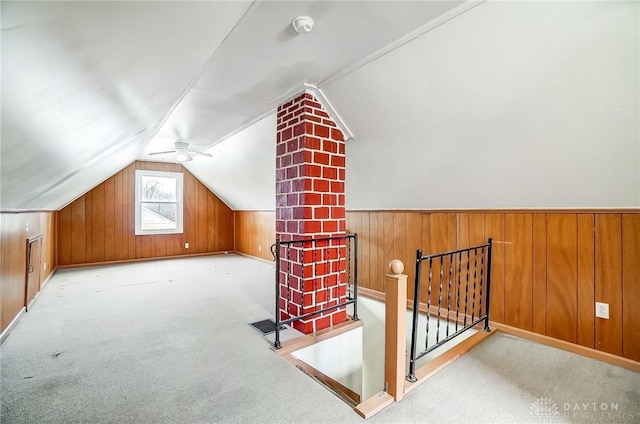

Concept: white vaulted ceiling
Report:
left=1, top=1, right=639, bottom=211
left=1, top=0, right=253, bottom=209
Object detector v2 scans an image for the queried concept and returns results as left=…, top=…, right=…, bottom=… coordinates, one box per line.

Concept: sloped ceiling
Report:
left=1, top=0, right=252, bottom=210
left=201, top=0, right=639, bottom=210
left=329, top=0, right=640, bottom=209
left=1, top=0, right=467, bottom=210
left=2, top=1, right=638, bottom=211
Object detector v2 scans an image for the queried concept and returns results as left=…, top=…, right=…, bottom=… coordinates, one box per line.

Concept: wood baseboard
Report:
left=56, top=251, right=233, bottom=269
left=491, top=322, right=640, bottom=373
left=233, top=251, right=275, bottom=265
left=358, top=286, right=385, bottom=302
left=0, top=307, right=26, bottom=344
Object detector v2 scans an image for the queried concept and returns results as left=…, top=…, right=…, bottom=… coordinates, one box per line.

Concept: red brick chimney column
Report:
left=275, top=92, right=347, bottom=334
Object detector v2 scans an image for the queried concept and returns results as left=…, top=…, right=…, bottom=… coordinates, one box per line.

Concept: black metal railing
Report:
left=273, top=233, right=358, bottom=349
left=406, top=238, right=492, bottom=382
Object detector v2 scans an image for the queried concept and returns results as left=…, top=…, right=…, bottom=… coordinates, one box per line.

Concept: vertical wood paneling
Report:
left=126, top=164, right=136, bottom=257
left=622, top=214, right=640, bottom=361
left=58, top=206, right=72, bottom=265
left=233, top=211, right=275, bottom=261
left=121, top=164, right=130, bottom=259
left=220, top=197, right=231, bottom=251
left=359, top=212, right=372, bottom=284
left=45, top=199, right=640, bottom=362
left=457, top=213, right=485, bottom=247
left=546, top=214, right=578, bottom=343
left=382, top=213, right=394, bottom=279
left=366, top=212, right=379, bottom=292
left=113, top=172, right=123, bottom=260
left=91, top=184, right=105, bottom=262
left=428, top=214, right=449, bottom=255
left=392, top=212, right=406, bottom=278
left=184, top=170, right=196, bottom=255
left=418, top=213, right=431, bottom=303
left=56, top=161, right=233, bottom=265
left=2, top=214, right=20, bottom=329
left=1, top=212, right=56, bottom=333
left=595, top=214, right=623, bottom=356
left=241, top=209, right=638, bottom=362
left=484, top=214, right=506, bottom=323
left=197, top=183, right=208, bottom=253
left=104, top=177, right=115, bottom=261
left=427, top=214, right=456, bottom=307
left=531, top=214, right=547, bottom=334
left=70, top=198, right=86, bottom=264
left=351, top=212, right=361, bottom=289
left=504, top=213, right=533, bottom=331
left=376, top=212, right=386, bottom=293
left=577, top=214, right=595, bottom=348
left=405, top=212, right=422, bottom=300
left=207, top=194, right=217, bottom=252
left=85, top=186, right=93, bottom=261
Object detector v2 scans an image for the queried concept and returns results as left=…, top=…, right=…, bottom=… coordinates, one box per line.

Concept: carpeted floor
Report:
left=1, top=254, right=638, bottom=423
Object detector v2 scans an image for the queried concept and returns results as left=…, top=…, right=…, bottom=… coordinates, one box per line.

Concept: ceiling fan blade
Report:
left=189, top=151, right=212, bottom=157
left=148, top=150, right=176, bottom=155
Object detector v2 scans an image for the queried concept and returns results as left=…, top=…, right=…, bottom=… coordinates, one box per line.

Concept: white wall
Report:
left=291, top=326, right=363, bottom=396
left=185, top=114, right=277, bottom=211
left=325, top=1, right=639, bottom=209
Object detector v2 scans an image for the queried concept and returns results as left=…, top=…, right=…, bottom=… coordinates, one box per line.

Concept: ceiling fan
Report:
left=148, top=141, right=212, bottom=162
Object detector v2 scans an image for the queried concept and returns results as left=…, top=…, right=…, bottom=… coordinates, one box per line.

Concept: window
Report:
left=135, top=170, right=184, bottom=235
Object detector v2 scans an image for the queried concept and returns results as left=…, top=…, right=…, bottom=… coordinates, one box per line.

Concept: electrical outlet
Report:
left=185, top=242, right=189, bottom=249
left=595, top=302, right=609, bottom=319
left=43, top=263, right=47, bottom=272
left=258, top=245, right=262, bottom=252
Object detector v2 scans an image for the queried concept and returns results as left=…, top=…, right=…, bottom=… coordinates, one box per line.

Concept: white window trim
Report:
left=135, top=169, right=184, bottom=235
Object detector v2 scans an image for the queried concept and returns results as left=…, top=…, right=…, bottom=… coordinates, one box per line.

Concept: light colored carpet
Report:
left=1, top=254, right=638, bottom=424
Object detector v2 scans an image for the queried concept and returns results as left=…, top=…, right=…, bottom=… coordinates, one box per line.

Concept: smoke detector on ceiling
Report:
left=292, top=16, right=314, bottom=34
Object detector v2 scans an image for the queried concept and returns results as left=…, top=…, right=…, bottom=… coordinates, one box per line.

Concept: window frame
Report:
left=134, top=169, right=184, bottom=235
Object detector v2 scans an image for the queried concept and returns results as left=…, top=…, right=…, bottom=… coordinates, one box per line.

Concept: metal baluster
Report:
left=347, top=236, right=352, bottom=299
left=436, top=256, right=444, bottom=344
left=425, top=257, right=433, bottom=350
left=325, top=241, right=330, bottom=308
left=478, top=245, right=485, bottom=325
left=301, top=244, right=305, bottom=299
left=352, top=234, right=359, bottom=321
left=446, top=254, right=453, bottom=337
left=407, top=250, right=423, bottom=383
left=274, top=239, right=282, bottom=349
left=287, top=244, right=292, bottom=312
left=484, top=239, right=493, bottom=332
left=472, top=248, right=478, bottom=323
left=464, top=250, right=470, bottom=327
left=313, top=240, right=318, bottom=313
left=455, top=251, right=462, bottom=332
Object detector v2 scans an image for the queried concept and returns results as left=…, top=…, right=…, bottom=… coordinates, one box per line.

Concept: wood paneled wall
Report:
left=0, top=211, right=56, bottom=333
left=187, top=207, right=640, bottom=362
left=234, top=211, right=276, bottom=262
left=57, top=161, right=234, bottom=266
left=345, top=210, right=640, bottom=362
